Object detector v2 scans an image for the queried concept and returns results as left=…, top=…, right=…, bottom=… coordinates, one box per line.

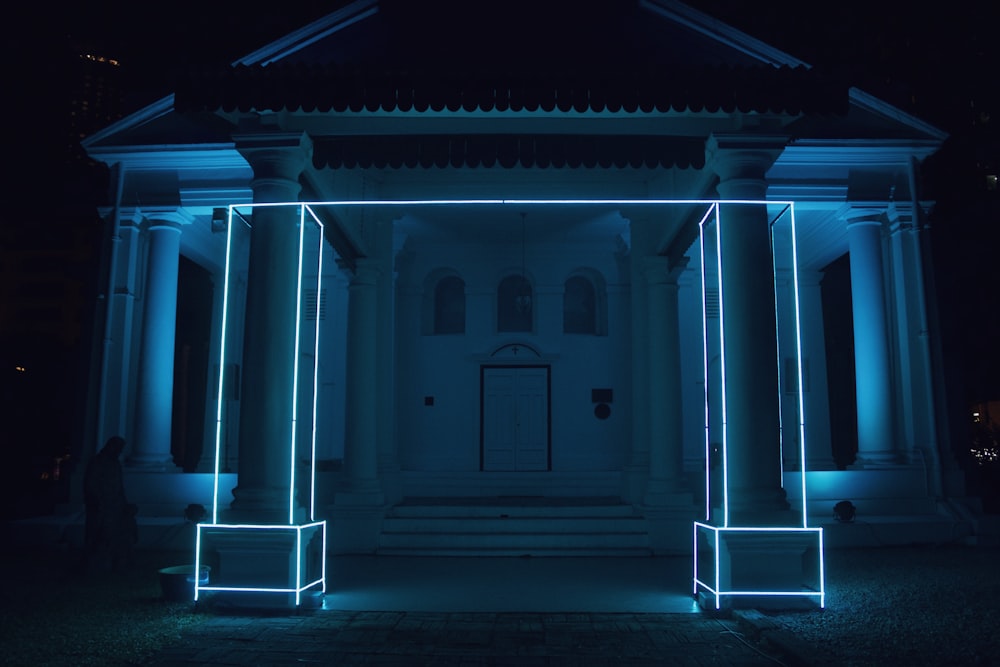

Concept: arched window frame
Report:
left=562, top=269, right=608, bottom=336
left=421, top=269, right=466, bottom=335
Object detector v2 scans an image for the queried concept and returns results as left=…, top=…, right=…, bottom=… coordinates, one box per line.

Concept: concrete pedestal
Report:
left=196, top=522, right=326, bottom=608
left=694, top=524, right=823, bottom=611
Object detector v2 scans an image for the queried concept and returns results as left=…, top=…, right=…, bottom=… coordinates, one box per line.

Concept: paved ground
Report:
left=143, top=556, right=793, bottom=666
left=145, top=608, right=782, bottom=666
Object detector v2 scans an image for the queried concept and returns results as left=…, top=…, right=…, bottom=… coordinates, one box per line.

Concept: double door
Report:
left=481, top=366, right=550, bottom=471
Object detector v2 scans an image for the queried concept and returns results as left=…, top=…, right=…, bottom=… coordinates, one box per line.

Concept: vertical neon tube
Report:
left=212, top=206, right=237, bottom=525
left=194, top=525, right=203, bottom=601
left=769, top=208, right=786, bottom=489
left=692, top=523, right=699, bottom=595
left=789, top=204, right=810, bottom=526
left=289, top=205, right=306, bottom=525
left=295, top=525, right=303, bottom=606
left=308, top=205, right=324, bottom=522
left=698, top=204, right=716, bottom=522
left=818, top=528, right=826, bottom=608
left=715, top=205, right=729, bottom=528
left=713, top=527, right=721, bottom=609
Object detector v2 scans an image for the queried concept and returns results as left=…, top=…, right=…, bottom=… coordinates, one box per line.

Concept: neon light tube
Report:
left=714, top=205, right=729, bottom=527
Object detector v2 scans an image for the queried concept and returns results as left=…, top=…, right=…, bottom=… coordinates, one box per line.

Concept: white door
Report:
left=482, top=366, right=549, bottom=471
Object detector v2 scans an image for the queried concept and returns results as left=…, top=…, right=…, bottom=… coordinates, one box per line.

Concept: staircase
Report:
left=377, top=496, right=651, bottom=556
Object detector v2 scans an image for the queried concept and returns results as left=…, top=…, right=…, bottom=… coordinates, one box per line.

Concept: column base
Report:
left=327, top=491, right=386, bottom=554
left=851, top=452, right=903, bottom=467
left=125, top=455, right=176, bottom=472
left=726, top=488, right=795, bottom=527
left=621, top=465, right=649, bottom=505
left=224, top=486, right=305, bottom=524
left=641, top=492, right=697, bottom=554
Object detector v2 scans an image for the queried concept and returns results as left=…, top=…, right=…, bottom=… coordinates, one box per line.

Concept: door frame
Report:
left=479, top=364, right=552, bottom=471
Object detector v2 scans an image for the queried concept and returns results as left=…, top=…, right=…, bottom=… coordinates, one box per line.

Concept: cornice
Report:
left=85, top=144, right=251, bottom=171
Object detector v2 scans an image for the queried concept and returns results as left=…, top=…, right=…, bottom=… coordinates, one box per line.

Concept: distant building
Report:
left=80, top=0, right=971, bottom=597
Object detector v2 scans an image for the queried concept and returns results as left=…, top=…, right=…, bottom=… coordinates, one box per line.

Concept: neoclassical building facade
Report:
left=82, top=0, right=965, bottom=565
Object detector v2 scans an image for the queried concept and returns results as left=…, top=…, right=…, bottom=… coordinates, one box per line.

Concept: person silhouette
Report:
left=83, top=436, right=135, bottom=571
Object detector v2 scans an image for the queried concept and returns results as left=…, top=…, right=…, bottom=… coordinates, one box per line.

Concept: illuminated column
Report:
left=227, top=132, right=311, bottom=523
left=338, top=258, right=384, bottom=503
left=797, top=271, right=835, bottom=470
left=887, top=203, right=939, bottom=475
left=642, top=255, right=686, bottom=504
left=129, top=210, right=193, bottom=469
left=708, top=135, right=790, bottom=524
left=97, top=208, right=142, bottom=448
left=845, top=209, right=897, bottom=465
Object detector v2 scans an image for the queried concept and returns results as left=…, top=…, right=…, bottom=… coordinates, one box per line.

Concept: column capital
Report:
left=338, top=257, right=381, bottom=286
left=141, top=207, right=196, bottom=231
left=706, top=134, right=786, bottom=199
left=839, top=203, right=888, bottom=228
left=235, top=132, right=313, bottom=202
left=886, top=201, right=917, bottom=234
left=640, top=255, right=688, bottom=285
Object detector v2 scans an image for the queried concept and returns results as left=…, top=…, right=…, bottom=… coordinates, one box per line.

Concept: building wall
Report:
left=394, top=229, right=631, bottom=475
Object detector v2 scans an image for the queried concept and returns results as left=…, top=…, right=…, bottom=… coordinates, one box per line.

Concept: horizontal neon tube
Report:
left=200, top=521, right=326, bottom=531
left=198, top=580, right=323, bottom=594
left=694, top=522, right=822, bottom=534
left=694, top=580, right=823, bottom=597
left=231, top=198, right=793, bottom=209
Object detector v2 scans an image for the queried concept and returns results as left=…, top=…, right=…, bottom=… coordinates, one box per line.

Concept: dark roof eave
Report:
left=173, top=63, right=850, bottom=117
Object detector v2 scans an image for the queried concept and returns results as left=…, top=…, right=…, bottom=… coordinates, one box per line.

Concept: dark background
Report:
left=3, top=0, right=997, bottom=516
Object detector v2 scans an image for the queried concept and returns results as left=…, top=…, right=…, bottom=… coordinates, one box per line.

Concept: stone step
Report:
left=388, top=501, right=638, bottom=519
left=378, top=498, right=652, bottom=556
left=381, top=516, right=646, bottom=533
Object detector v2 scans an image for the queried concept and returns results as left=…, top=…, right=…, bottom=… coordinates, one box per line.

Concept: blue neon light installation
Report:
left=197, top=203, right=327, bottom=606
left=194, top=198, right=820, bottom=607
left=695, top=201, right=823, bottom=609
left=693, top=522, right=825, bottom=609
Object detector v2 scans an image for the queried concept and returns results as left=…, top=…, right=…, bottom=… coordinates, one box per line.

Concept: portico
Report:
left=73, top=0, right=969, bottom=608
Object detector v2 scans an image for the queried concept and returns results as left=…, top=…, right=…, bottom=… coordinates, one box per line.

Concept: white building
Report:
left=81, top=0, right=968, bottom=576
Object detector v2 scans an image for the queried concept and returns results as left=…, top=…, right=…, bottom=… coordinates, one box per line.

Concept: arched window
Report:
left=433, top=275, right=465, bottom=334
left=563, top=269, right=608, bottom=335
left=563, top=275, right=596, bottom=334
left=497, top=274, right=532, bottom=332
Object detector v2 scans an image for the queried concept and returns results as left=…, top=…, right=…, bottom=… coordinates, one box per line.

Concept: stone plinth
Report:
left=694, top=523, right=823, bottom=611
left=196, top=521, right=326, bottom=608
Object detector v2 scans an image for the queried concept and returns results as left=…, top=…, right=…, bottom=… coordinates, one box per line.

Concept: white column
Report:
left=375, top=219, right=400, bottom=504
left=128, top=210, right=192, bottom=469
left=97, top=209, right=142, bottom=447
left=393, top=249, right=419, bottom=471
left=797, top=271, right=835, bottom=469
left=623, top=217, right=652, bottom=501
left=845, top=210, right=897, bottom=465
left=707, top=135, right=791, bottom=524
left=338, top=258, right=384, bottom=503
left=226, top=132, right=311, bottom=523
left=642, top=256, right=686, bottom=504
